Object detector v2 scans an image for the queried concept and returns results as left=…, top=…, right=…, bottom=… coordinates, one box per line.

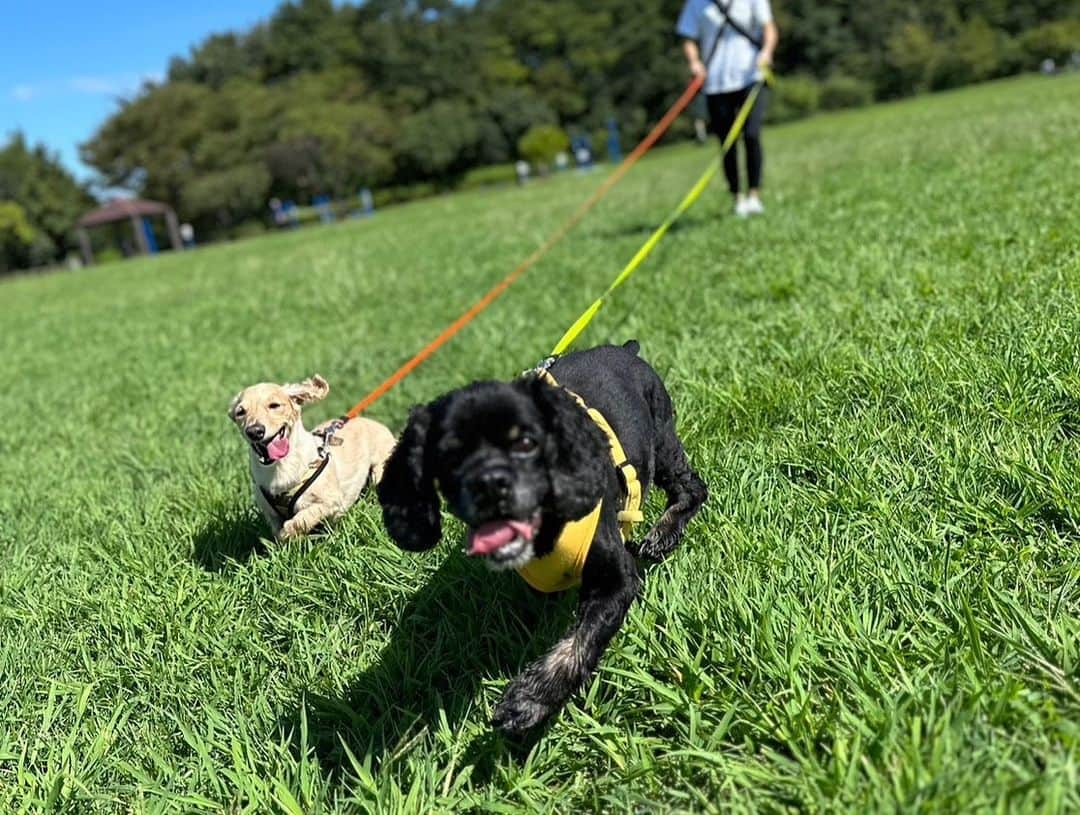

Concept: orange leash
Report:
left=345, top=75, right=706, bottom=418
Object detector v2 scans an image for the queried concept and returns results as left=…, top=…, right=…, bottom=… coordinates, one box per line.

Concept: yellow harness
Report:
left=516, top=371, right=645, bottom=593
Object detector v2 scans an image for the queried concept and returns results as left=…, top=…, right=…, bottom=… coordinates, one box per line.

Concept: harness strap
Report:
left=260, top=453, right=331, bottom=520
left=582, top=405, right=644, bottom=538
left=516, top=501, right=603, bottom=594
left=536, top=369, right=644, bottom=540
left=708, top=0, right=764, bottom=51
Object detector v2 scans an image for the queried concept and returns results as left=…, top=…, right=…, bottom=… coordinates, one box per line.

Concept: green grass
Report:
left=2, top=74, right=1079, bottom=813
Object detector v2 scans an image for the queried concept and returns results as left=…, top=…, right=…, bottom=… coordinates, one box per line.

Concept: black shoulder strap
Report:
left=285, top=455, right=331, bottom=517
left=260, top=454, right=332, bottom=520
left=709, top=0, right=764, bottom=50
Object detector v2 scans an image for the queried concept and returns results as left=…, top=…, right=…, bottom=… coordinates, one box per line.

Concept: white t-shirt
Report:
left=676, top=0, right=773, bottom=94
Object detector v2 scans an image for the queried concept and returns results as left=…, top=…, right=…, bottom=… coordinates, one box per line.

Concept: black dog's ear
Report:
left=378, top=404, right=442, bottom=551
left=527, top=376, right=611, bottom=521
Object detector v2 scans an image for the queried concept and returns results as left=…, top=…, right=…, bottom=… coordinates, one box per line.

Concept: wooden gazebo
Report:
left=77, top=198, right=182, bottom=265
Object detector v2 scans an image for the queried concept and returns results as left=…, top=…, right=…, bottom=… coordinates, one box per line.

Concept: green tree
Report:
left=398, top=101, right=482, bottom=181
left=934, top=17, right=1009, bottom=89
left=0, top=134, right=92, bottom=272
left=885, top=23, right=939, bottom=96
left=77, top=0, right=1080, bottom=243
left=81, top=81, right=216, bottom=206
left=1020, top=20, right=1080, bottom=66
left=0, top=201, right=36, bottom=273
left=168, top=32, right=264, bottom=89
left=261, top=0, right=353, bottom=80
left=517, top=124, right=570, bottom=170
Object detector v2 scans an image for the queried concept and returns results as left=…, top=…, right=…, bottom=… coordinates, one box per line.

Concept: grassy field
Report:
left=2, top=74, right=1078, bottom=813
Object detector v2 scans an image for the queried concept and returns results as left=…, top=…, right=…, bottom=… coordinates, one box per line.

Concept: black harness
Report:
left=259, top=417, right=348, bottom=520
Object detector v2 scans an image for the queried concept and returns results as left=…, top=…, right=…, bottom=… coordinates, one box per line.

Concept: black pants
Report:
left=707, top=85, right=768, bottom=195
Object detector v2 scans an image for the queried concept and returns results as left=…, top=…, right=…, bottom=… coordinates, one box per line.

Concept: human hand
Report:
left=757, top=50, right=773, bottom=69
left=689, top=57, right=707, bottom=78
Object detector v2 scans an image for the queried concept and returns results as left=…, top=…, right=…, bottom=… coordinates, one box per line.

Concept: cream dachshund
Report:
left=228, top=375, right=395, bottom=539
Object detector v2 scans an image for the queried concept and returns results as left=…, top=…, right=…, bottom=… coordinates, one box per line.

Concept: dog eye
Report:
left=268, top=402, right=282, bottom=410
left=234, top=407, right=246, bottom=418
left=510, top=436, right=538, bottom=456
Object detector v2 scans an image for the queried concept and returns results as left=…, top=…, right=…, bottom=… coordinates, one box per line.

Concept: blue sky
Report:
left=1, top=0, right=282, bottom=182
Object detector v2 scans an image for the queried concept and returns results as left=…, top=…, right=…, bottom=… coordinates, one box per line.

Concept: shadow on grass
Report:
left=191, top=509, right=269, bottom=572
left=590, top=211, right=714, bottom=241
left=279, top=552, right=573, bottom=778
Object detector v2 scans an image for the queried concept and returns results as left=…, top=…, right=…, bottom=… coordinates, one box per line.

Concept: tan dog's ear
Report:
left=284, top=375, right=330, bottom=406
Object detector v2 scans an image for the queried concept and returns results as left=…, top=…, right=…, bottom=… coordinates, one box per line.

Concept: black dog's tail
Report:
left=623, top=339, right=640, bottom=356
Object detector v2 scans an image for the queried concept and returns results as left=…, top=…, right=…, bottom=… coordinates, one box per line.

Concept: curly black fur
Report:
left=377, top=342, right=707, bottom=735
left=377, top=403, right=442, bottom=551
left=525, top=376, right=610, bottom=522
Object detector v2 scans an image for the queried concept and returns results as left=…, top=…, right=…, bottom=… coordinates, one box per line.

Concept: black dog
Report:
left=377, top=342, right=707, bottom=734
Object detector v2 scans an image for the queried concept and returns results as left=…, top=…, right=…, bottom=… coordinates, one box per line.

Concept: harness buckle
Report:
left=525, top=356, right=558, bottom=377
left=313, top=416, right=348, bottom=456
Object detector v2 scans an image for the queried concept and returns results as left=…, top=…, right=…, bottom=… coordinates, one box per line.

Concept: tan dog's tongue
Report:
left=467, top=520, right=535, bottom=555
left=267, top=436, right=290, bottom=461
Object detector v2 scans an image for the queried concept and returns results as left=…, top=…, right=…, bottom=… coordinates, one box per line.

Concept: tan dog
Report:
left=228, top=375, right=396, bottom=539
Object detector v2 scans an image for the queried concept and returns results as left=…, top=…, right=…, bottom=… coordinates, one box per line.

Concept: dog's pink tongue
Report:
left=266, top=436, right=290, bottom=461
left=467, top=520, right=535, bottom=556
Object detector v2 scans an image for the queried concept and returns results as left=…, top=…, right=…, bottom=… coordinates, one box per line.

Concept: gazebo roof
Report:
left=78, top=198, right=172, bottom=228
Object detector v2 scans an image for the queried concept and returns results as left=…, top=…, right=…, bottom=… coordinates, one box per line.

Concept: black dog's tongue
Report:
left=467, top=519, right=537, bottom=555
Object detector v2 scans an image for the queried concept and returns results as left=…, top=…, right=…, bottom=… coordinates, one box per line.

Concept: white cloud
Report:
left=69, top=72, right=161, bottom=96
left=8, top=72, right=161, bottom=102
left=69, top=76, right=124, bottom=95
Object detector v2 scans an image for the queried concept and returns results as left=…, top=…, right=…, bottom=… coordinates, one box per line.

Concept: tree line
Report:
left=3, top=0, right=1078, bottom=272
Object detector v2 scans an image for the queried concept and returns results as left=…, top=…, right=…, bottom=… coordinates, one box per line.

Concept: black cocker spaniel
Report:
left=377, top=342, right=707, bottom=734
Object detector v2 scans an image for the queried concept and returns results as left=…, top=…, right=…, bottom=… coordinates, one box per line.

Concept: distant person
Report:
left=179, top=222, right=195, bottom=249
left=282, top=200, right=300, bottom=228
left=677, top=0, right=778, bottom=217
left=269, top=198, right=287, bottom=228
left=572, top=135, right=594, bottom=170
left=359, top=187, right=374, bottom=217
left=314, top=194, right=334, bottom=224
left=606, top=117, right=623, bottom=163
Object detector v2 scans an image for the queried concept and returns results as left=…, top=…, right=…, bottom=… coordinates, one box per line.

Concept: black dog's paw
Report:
left=636, top=523, right=682, bottom=562
left=634, top=532, right=671, bottom=562
left=492, top=684, right=553, bottom=735
left=635, top=537, right=665, bottom=561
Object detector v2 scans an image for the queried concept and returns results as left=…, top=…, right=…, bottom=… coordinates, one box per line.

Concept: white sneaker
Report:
left=733, top=195, right=750, bottom=218
left=744, top=195, right=765, bottom=216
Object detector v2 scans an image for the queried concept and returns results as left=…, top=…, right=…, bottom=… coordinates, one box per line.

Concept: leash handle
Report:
left=550, top=76, right=769, bottom=357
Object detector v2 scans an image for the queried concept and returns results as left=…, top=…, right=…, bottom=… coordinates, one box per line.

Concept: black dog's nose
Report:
left=245, top=423, right=266, bottom=441
left=477, top=467, right=514, bottom=499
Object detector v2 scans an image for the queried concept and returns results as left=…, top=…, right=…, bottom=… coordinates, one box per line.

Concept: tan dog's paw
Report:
left=279, top=519, right=305, bottom=540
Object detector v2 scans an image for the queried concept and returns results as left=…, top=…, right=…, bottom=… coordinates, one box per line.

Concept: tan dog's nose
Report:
left=245, top=423, right=266, bottom=441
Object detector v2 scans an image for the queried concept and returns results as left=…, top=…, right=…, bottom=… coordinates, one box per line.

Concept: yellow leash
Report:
left=551, top=72, right=772, bottom=356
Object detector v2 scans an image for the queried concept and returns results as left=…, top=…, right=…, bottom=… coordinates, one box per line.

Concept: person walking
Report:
left=677, top=0, right=778, bottom=216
